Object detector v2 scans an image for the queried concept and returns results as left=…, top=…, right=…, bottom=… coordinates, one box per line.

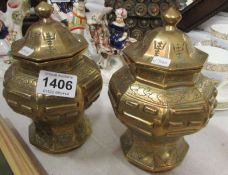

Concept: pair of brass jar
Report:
left=3, top=2, right=102, bottom=153
left=3, top=2, right=217, bottom=173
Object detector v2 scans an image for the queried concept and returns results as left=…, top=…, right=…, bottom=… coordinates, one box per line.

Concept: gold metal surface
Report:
left=3, top=2, right=102, bottom=153
left=109, top=7, right=217, bottom=172
left=12, top=2, right=87, bottom=62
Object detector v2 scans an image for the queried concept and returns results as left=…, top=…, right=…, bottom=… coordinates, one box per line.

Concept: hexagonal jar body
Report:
left=3, top=2, right=102, bottom=153
left=108, top=7, right=217, bottom=172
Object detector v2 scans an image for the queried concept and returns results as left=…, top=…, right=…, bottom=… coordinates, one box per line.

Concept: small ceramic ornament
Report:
left=68, top=0, right=86, bottom=35
left=88, top=8, right=134, bottom=70
left=109, top=8, right=128, bottom=51
left=50, top=0, right=74, bottom=25
left=50, top=0, right=86, bottom=35
left=52, top=3, right=68, bottom=25
left=50, top=0, right=75, bottom=14
left=0, top=0, right=26, bottom=44
left=11, top=9, right=25, bottom=40
left=49, top=0, right=89, bottom=14
left=88, top=7, right=113, bottom=69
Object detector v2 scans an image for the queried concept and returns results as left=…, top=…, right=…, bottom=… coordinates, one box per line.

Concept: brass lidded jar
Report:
left=109, top=7, right=217, bottom=172
left=3, top=2, right=102, bottom=153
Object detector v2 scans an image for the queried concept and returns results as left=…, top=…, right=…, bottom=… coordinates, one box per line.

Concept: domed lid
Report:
left=123, top=7, right=208, bottom=71
left=11, top=2, right=87, bottom=63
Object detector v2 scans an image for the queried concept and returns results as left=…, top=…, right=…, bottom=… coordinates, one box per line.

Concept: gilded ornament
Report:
left=3, top=2, right=102, bottom=153
left=108, top=7, right=217, bottom=172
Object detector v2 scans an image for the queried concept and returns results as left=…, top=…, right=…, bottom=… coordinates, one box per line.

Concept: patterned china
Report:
left=211, top=24, right=228, bottom=50
left=195, top=45, right=228, bottom=110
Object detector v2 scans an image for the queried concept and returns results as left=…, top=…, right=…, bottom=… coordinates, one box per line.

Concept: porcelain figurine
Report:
left=68, top=0, right=86, bottom=35
left=178, top=0, right=188, bottom=10
left=0, top=19, right=10, bottom=56
left=52, top=3, right=68, bottom=25
left=88, top=7, right=113, bottom=69
left=50, top=0, right=74, bottom=25
left=49, top=0, right=89, bottom=14
left=51, top=0, right=86, bottom=35
left=88, top=8, right=132, bottom=70
left=0, top=0, right=25, bottom=44
left=11, top=9, right=25, bottom=40
left=50, top=0, right=75, bottom=14
left=109, top=8, right=128, bottom=51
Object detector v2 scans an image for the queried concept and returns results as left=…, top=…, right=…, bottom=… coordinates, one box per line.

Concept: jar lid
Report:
left=11, top=2, right=88, bottom=63
left=123, top=7, right=208, bottom=72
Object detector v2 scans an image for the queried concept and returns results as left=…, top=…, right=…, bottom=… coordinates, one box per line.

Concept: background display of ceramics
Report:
left=85, top=35, right=126, bottom=84
left=198, top=14, right=228, bottom=32
left=195, top=45, right=228, bottom=110
left=187, top=30, right=211, bottom=45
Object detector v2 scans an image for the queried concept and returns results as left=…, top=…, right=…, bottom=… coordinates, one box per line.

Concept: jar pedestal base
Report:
left=29, top=117, right=91, bottom=154
left=120, top=130, right=189, bottom=172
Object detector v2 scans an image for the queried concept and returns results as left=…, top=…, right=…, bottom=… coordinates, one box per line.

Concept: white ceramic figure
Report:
left=88, top=7, right=135, bottom=70
left=51, top=0, right=86, bottom=35
left=11, top=9, right=25, bottom=40
left=0, top=0, right=25, bottom=45
left=88, top=7, right=113, bottom=69
left=52, top=3, right=68, bottom=25
left=68, top=0, right=86, bottom=35
left=49, top=0, right=75, bottom=14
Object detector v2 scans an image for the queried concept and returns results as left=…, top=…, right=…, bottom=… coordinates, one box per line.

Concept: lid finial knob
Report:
left=162, top=6, right=182, bottom=28
left=35, top=1, right=53, bottom=19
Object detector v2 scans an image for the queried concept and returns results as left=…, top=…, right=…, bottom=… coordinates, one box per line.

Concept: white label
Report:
left=36, top=70, right=77, bottom=98
left=151, top=56, right=171, bottom=67
left=51, top=0, right=70, bottom=2
left=18, top=46, right=34, bottom=56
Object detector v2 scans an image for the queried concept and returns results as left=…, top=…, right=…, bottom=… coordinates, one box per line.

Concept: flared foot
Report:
left=120, top=130, right=189, bottom=172
left=29, top=117, right=91, bottom=153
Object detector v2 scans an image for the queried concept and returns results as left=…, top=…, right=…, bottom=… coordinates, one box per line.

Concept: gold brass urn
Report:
left=3, top=2, right=102, bottom=153
left=108, top=7, right=217, bottom=172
